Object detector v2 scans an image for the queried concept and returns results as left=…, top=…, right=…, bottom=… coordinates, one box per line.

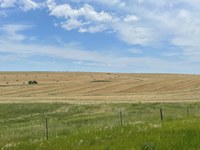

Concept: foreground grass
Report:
left=1, top=103, right=200, bottom=149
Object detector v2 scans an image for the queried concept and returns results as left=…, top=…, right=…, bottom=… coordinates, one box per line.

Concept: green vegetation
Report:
left=1, top=103, right=200, bottom=149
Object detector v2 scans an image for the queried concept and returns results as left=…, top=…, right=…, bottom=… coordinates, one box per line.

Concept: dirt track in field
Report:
left=1, top=72, right=200, bottom=103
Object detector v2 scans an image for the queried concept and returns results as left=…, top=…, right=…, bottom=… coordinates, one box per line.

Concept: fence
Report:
left=43, top=105, right=198, bottom=140
left=1, top=103, right=200, bottom=142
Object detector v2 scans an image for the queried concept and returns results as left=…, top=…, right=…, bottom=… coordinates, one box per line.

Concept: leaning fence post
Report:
left=45, top=117, right=49, bottom=140
left=119, top=111, right=123, bottom=125
left=160, top=108, right=163, bottom=121
left=187, top=107, right=189, bottom=117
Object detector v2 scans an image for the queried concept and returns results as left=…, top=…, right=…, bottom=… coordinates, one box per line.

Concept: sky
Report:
left=0, top=0, right=200, bottom=73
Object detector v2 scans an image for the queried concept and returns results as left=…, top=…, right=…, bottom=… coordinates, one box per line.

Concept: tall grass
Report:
left=1, top=103, right=200, bottom=149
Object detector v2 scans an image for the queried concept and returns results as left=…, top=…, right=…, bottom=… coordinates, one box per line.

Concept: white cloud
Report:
left=162, top=52, right=180, bottom=57
left=0, top=24, right=33, bottom=41
left=72, top=0, right=126, bottom=8
left=0, top=24, right=107, bottom=63
left=0, top=38, right=194, bottom=73
left=49, top=3, right=114, bottom=33
left=0, top=40, right=102, bottom=62
left=61, top=18, right=84, bottom=30
left=47, top=2, right=153, bottom=44
left=50, top=3, right=113, bottom=22
left=0, top=0, right=40, bottom=11
left=79, top=24, right=106, bottom=33
left=81, top=4, right=113, bottom=22
left=50, top=4, right=75, bottom=18
left=46, top=0, right=56, bottom=10
left=173, top=17, right=200, bottom=47
left=0, top=1, right=155, bottom=45
left=49, top=1, right=164, bottom=45
left=0, top=0, right=16, bottom=8
left=0, top=24, right=174, bottom=72
left=115, top=0, right=200, bottom=57
left=115, top=23, right=153, bottom=45
left=183, top=48, right=200, bottom=62
left=128, top=48, right=143, bottom=54
left=21, top=0, right=39, bottom=11
left=124, top=15, right=139, bottom=23
left=93, top=0, right=126, bottom=7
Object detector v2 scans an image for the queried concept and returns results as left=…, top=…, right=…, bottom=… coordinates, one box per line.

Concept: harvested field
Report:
left=1, top=72, right=200, bottom=103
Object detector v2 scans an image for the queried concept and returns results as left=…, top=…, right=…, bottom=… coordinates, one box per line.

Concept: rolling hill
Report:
left=1, top=72, right=200, bottom=103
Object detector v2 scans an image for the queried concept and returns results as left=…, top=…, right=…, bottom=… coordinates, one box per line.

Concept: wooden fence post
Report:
left=45, top=117, right=49, bottom=140
left=120, top=111, right=123, bottom=125
left=187, top=107, right=189, bottom=117
left=160, top=108, right=163, bottom=121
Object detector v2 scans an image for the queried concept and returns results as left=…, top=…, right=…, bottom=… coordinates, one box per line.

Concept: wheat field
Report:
left=1, top=72, right=200, bottom=103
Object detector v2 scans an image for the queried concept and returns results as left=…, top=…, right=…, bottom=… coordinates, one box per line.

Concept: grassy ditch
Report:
left=1, top=102, right=200, bottom=149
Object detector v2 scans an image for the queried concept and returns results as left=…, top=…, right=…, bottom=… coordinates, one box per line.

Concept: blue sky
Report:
left=0, top=0, right=200, bottom=73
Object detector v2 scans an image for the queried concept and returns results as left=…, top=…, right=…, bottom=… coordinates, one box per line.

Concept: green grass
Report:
left=1, top=102, right=200, bottom=149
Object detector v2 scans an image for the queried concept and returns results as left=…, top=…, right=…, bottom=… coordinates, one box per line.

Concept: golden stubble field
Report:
left=1, top=72, right=200, bottom=103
